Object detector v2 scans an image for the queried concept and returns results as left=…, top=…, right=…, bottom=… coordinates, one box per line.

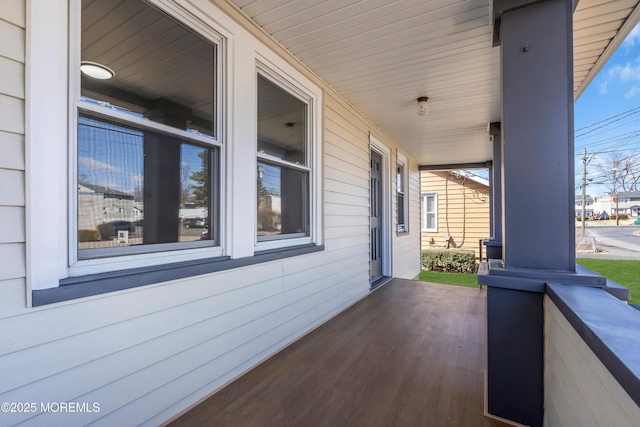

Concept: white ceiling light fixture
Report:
left=80, top=61, right=115, bottom=80
left=417, top=97, right=429, bottom=115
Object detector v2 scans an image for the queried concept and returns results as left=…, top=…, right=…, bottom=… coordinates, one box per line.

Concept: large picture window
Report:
left=74, top=0, right=221, bottom=260
left=256, top=74, right=310, bottom=241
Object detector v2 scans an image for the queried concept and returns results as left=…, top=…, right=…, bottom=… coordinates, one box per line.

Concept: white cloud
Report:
left=623, top=23, right=640, bottom=48
left=78, top=156, right=120, bottom=172
left=624, top=85, right=640, bottom=99
left=128, top=174, right=144, bottom=187
left=599, top=80, right=608, bottom=94
left=608, top=61, right=640, bottom=82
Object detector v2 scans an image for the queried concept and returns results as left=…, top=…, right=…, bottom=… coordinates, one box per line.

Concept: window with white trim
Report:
left=72, top=0, right=222, bottom=262
left=397, top=155, right=409, bottom=233
left=422, top=193, right=438, bottom=232
left=256, top=71, right=312, bottom=244
left=27, top=0, right=323, bottom=295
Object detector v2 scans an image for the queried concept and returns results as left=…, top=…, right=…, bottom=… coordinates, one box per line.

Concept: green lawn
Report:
left=418, top=270, right=479, bottom=288
left=419, top=260, right=639, bottom=305
left=576, top=259, right=640, bottom=305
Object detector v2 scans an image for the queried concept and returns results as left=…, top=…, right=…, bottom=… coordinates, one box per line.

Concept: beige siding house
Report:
left=421, top=171, right=490, bottom=259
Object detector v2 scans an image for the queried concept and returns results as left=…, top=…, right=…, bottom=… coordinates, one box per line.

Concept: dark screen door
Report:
left=370, top=150, right=382, bottom=281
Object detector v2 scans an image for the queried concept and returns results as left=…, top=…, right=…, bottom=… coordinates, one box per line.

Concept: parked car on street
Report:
left=183, top=217, right=206, bottom=228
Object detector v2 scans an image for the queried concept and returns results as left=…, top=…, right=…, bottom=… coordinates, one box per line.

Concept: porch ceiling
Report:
left=227, top=0, right=640, bottom=166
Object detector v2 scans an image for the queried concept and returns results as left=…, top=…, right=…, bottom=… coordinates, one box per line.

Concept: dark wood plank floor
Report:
left=168, top=279, right=509, bottom=427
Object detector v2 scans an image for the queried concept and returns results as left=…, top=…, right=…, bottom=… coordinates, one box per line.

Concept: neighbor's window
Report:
left=397, top=158, right=408, bottom=233
left=76, top=0, right=220, bottom=259
left=256, top=74, right=310, bottom=241
left=422, top=193, right=437, bottom=232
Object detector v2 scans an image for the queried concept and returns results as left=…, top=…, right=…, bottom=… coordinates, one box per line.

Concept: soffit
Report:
left=574, top=0, right=640, bottom=98
left=227, top=0, right=640, bottom=167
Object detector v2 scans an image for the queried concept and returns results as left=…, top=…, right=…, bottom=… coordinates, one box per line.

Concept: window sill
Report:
left=396, top=230, right=410, bottom=236
left=32, top=244, right=324, bottom=306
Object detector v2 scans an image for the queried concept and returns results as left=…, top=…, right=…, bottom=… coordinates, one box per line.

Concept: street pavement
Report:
left=580, top=225, right=640, bottom=260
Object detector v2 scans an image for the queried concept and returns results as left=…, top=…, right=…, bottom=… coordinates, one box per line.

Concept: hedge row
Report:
left=421, top=249, right=476, bottom=273
left=78, top=229, right=101, bottom=242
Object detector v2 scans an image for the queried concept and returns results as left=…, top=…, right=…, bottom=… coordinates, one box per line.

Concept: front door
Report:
left=370, top=150, right=383, bottom=282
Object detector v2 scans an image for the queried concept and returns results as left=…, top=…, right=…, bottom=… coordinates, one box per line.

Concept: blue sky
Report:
left=575, top=23, right=640, bottom=197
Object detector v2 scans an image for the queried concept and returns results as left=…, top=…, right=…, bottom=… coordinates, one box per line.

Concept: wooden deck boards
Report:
left=168, top=279, right=509, bottom=427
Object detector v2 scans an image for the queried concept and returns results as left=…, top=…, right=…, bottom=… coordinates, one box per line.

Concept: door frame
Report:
left=370, top=134, right=392, bottom=281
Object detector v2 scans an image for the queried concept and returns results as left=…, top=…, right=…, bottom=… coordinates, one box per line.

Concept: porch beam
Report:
left=418, top=162, right=491, bottom=171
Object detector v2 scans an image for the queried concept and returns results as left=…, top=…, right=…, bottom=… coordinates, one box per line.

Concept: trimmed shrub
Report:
left=611, top=214, right=629, bottom=220
left=421, top=249, right=476, bottom=273
left=97, top=223, right=115, bottom=241
left=78, top=229, right=101, bottom=242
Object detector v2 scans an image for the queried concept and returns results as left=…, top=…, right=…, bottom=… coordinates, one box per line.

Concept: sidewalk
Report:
left=577, top=226, right=640, bottom=260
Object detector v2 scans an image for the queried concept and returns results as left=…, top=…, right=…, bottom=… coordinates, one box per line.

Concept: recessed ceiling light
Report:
left=80, top=61, right=115, bottom=80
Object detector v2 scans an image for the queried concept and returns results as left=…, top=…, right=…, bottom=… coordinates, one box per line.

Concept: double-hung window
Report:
left=72, top=0, right=222, bottom=266
left=397, top=154, right=409, bottom=233
left=422, top=193, right=438, bottom=232
left=256, top=72, right=312, bottom=245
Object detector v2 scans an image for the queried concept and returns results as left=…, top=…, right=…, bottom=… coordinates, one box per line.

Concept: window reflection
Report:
left=257, top=76, right=306, bottom=165
left=81, top=0, right=216, bottom=137
left=77, top=114, right=214, bottom=255
left=257, top=161, right=308, bottom=238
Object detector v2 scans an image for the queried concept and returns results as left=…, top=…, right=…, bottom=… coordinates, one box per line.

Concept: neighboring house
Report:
left=0, top=1, right=639, bottom=427
left=77, top=183, right=137, bottom=230
left=596, top=191, right=640, bottom=217
left=421, top=171, right=490, bottom=259
left=575, top=194, right=594, bottom=218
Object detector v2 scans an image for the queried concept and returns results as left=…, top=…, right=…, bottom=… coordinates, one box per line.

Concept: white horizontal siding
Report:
left=1, top=0, right=25, bottom=28
left=0, top=278, right=26, bottom=316
left=0, top=1, right=27, bottom=323
left=544, top=296, right=640, bottom=427
left=0, top=131, right=24, bottom=170
left=0, top=56, right=24, bottom=99
left=0, top=206, right=25, bottom=243
left=0, top=243, right=25, bottom=282
left=0, top=18, right=25, bottom=63
left=0, top=96, right=24, bottom=135
left=0, top=169, right=25, bottom=206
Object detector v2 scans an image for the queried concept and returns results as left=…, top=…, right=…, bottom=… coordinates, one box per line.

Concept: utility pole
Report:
left=613, top=167, right=619, bottom=226
left=582, top=148, right=587, bottom=233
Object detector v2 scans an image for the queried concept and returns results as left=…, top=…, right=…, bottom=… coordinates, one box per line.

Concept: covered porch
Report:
left=2, top=0, right=640, bottom=425
left=168, top=279, right=508, bottom=426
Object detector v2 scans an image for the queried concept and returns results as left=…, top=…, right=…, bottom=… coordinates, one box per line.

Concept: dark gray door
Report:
left=370, top=150, right=382, bottom=282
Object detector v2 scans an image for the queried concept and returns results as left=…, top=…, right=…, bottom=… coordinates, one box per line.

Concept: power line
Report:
left=575, top=105, right=640, bottom=133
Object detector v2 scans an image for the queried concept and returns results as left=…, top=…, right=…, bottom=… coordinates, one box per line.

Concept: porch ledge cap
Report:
left=546, top=282, right=640, bottom=407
